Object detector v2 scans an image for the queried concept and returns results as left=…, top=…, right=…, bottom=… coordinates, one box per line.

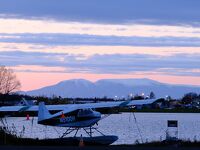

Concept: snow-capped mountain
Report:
left=24, top=78, right=200, bottom=98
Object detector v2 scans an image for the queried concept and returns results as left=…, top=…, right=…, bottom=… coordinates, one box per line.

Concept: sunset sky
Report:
left=0, top=0, right=200, bottom=91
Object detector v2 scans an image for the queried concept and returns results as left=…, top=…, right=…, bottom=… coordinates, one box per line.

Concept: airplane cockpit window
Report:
left=77, top=108, right=94, bottom=117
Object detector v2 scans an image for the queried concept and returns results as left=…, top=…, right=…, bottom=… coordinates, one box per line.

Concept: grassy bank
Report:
left=1, top=127, right=200, bottom=147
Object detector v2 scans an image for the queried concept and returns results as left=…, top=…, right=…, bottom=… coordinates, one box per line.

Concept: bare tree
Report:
left=0, top=66, right=21, bottom=94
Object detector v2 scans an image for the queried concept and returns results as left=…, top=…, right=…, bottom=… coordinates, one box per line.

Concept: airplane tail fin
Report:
left=38, top=102, right=51, bottom=122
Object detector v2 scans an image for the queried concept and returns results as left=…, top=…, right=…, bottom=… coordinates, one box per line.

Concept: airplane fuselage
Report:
left=38, top=109, right=101, bottom=128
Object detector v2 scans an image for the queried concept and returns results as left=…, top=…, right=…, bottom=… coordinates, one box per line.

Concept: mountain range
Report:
left=23, top=78, right=200, bottom=99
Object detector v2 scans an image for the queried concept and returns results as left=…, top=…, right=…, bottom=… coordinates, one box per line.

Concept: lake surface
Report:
left=1, top=113, right=200, bottom=145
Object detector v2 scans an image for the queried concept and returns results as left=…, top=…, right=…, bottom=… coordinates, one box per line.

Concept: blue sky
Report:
left=1, top=0, right=200, bottom=26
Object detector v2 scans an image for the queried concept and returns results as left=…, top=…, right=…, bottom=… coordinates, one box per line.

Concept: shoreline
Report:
left=2, top=108, right=200, bottom=118
left=0, top=144, right=200, bottom=150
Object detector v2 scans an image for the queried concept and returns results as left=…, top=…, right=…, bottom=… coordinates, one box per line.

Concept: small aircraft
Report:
left=0, top=99, right=157, bottom=138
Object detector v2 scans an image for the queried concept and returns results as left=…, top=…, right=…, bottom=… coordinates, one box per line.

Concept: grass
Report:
left=132, top=140, right=200, bottom=147
left=1, top=127, right=200, bottom=147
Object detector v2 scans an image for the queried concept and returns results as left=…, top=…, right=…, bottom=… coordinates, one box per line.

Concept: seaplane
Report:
left=0, top=99, right=157, bottom=145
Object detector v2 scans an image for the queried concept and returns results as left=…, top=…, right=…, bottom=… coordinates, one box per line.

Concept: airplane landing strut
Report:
left=61, top=126, right=105, bottom=138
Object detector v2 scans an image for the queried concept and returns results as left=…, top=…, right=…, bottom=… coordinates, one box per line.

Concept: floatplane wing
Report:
left=0, top=99, right=157, bottom=114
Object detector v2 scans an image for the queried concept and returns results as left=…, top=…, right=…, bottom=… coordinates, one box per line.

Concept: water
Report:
left=1, top=113, right=200, bottom=145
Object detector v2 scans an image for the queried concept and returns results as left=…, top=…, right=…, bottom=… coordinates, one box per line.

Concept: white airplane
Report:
left=0, top=99, right=157, bottom=138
